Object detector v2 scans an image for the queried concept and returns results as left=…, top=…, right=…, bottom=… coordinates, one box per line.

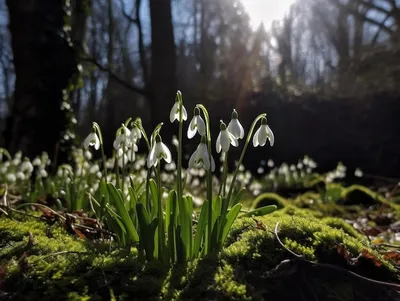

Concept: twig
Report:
left=16, top=203, right=66, bottom=221
left=274, top=221, right=400, bottom=289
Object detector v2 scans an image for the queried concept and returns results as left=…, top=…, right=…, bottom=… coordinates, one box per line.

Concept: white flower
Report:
left=129, top=124, right=142, bottom=142
left=147, top=136, right=172, bottom=168
left=16, top=171, right=25, bottom=181
left=216, top=121, right=238, bottom=153
left=227, top=109, right=244, bottom=139
left=113, top=125, right=132, bottom=150
left=189, top=138, right=215, bottom=171
left=84, top=131, right=100, bottom=150
left=6, top=173, right=16, bottom=183
left=187, top=107, right=206, bottom=139
left=21, top=159, right=34, bottom=174
left=355, top=168, right=363, bottom=178
left=32, top=157, right=41, bottom=166
left=118, top=154, right=129, bottom=168
left=39, top=168, right=48, bottom=178
left=84, top=150, right=93, bottom=160
left=253, top=117, right=274, bottom=147
left=169, top=100, right=187, bottom=123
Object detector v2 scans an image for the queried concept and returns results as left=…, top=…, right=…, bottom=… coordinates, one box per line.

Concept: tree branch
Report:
left=83, top=56, right=147, bottom=96
left=119, top=0, right=149, bottom=86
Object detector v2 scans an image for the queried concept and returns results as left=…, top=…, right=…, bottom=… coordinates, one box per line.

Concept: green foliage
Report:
left=1, top=213, right=397, bottom=301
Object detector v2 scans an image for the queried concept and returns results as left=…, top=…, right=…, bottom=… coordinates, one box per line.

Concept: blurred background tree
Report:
left=0, top=0, right=399, bottom=175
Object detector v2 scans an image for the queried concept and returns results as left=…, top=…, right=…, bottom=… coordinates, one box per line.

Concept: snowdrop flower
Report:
left=39, top=168, right=48, bottom=178
left=216, top=121, right=238, bottom=153
left=187, top=107, right=206, bottom=139
left=170, top=99, right=187, bottom=123
left=6, top=173, right=16, bottom=183
left=147, top=135, right=172, bottom=168
left=267, top=159, right=274, bottom=168
left=355, top=168, right=363, bottom=178
left=129, top=123, right=142, bottom=142
left=253, top=117, right=274, bottom=147
left=84, top=150, right=92, bottom=160
left=16, top=171, right=25, bottom=181
left=89, top=164, right=100, bottom=174
left=113, top=125, right=132, bottom=150
left=83, top=130, right=100, bottom=150
left=21, top=158, right=34, bottom=174
left=32, top=157, right=41, bottom=166
left=117, top=154, right=129, bottom=168
left=189, top=136, right=215, bottom=171
left=227, top=109, right=244, bottom=139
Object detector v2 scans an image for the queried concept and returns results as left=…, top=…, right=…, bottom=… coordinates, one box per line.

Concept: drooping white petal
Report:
left=118, top=154, right=129, bottom=167
left=196, top=116, right=206, bottom=136
left=160, top=142, right=172, bottom=163
left=187, top=118, right=197, bottom=139
left=198, top=144, right=210, bottom=170
left=93, top=135, right=100, bottom=150
left=266, top=125, right=274, bottom=146
left=253, top=127, right=262, bottom=147
left=220, top=130, right=231, bottom=152
left=227, top=119, right=244, bottom=139
left=188, top=149, right=197, bottom=169
left=83, top=134, right=92, bottom=149
left=113, top=134, right=123, bottom=150
left=216, top=132, right=222, bottom=153
left=130, top=127, right=142, bottom=141
left=181, top=105, right=188, bottom=121
left=170, top=102, right=179, bottom=123
left=228, top=131, right=239, bottom=147
left=210, top=155, right=215, bottom=172
left=147, top=145, right=156, bottom=168
left=258, top=126, right=268, bottom=146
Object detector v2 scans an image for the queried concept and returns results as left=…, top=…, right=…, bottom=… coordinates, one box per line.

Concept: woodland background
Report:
left=0, top=0, right=399, bottom=176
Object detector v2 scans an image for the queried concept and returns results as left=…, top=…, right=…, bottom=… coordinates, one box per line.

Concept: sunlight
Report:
left=241, top=0, right=297, bottom=29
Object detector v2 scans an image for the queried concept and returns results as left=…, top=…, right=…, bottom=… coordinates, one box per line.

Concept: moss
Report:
left=251, top=193, right=288, bottom=209
left=321, top=217, right=365, bottom=240
left=0, top=213, right=399, bottom=301
left=340, top=185, right=400, bottom=211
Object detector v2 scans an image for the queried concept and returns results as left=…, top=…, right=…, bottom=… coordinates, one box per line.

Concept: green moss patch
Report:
left=0, top=212, right=399, bottom=301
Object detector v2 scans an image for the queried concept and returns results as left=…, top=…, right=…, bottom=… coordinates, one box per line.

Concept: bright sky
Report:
left=241, top=0, right=297, bottom=29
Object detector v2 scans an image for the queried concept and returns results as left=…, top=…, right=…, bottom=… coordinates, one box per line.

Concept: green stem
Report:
left=218, top=152, right=228, bottom=197
left=156, top=162, right=164, bottom=262
left=226, top=114, right=266, bottom=206
left=196, top=104, right=213, bottom=253
left=177, top=95, right=183, bottom=203
left=92, top=122, right=108, bottom=182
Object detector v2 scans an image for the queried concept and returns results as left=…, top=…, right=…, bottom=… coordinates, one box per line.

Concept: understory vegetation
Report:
left=0, top=93, right=399, bottom=300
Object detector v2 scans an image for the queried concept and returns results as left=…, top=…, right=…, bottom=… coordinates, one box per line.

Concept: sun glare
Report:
left=241, top=0, right=297, bottom=29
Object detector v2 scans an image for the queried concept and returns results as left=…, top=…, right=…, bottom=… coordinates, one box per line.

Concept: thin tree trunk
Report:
left=149, top=0, right=177, bottom=127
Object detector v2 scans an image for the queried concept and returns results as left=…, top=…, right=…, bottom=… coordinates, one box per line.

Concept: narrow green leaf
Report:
left=107, top=183, right=139, bottom=243
left=136, top=203, right=154, bottom=261
left=149, top=179, right=158, bottom=219
left=193, top=200, right=209, bottom=257
left=219, top=203, right=242, bottom=248
left=166, top=190, right=177, bottom=263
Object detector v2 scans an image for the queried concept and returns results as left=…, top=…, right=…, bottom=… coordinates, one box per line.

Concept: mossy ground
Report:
left=1, top=210, right=399, bottom=301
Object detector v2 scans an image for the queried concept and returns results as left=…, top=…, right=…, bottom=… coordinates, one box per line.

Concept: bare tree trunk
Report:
left=149, top=0, right=177, bottom=127
left=4, top=0, right=77, bottom=159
